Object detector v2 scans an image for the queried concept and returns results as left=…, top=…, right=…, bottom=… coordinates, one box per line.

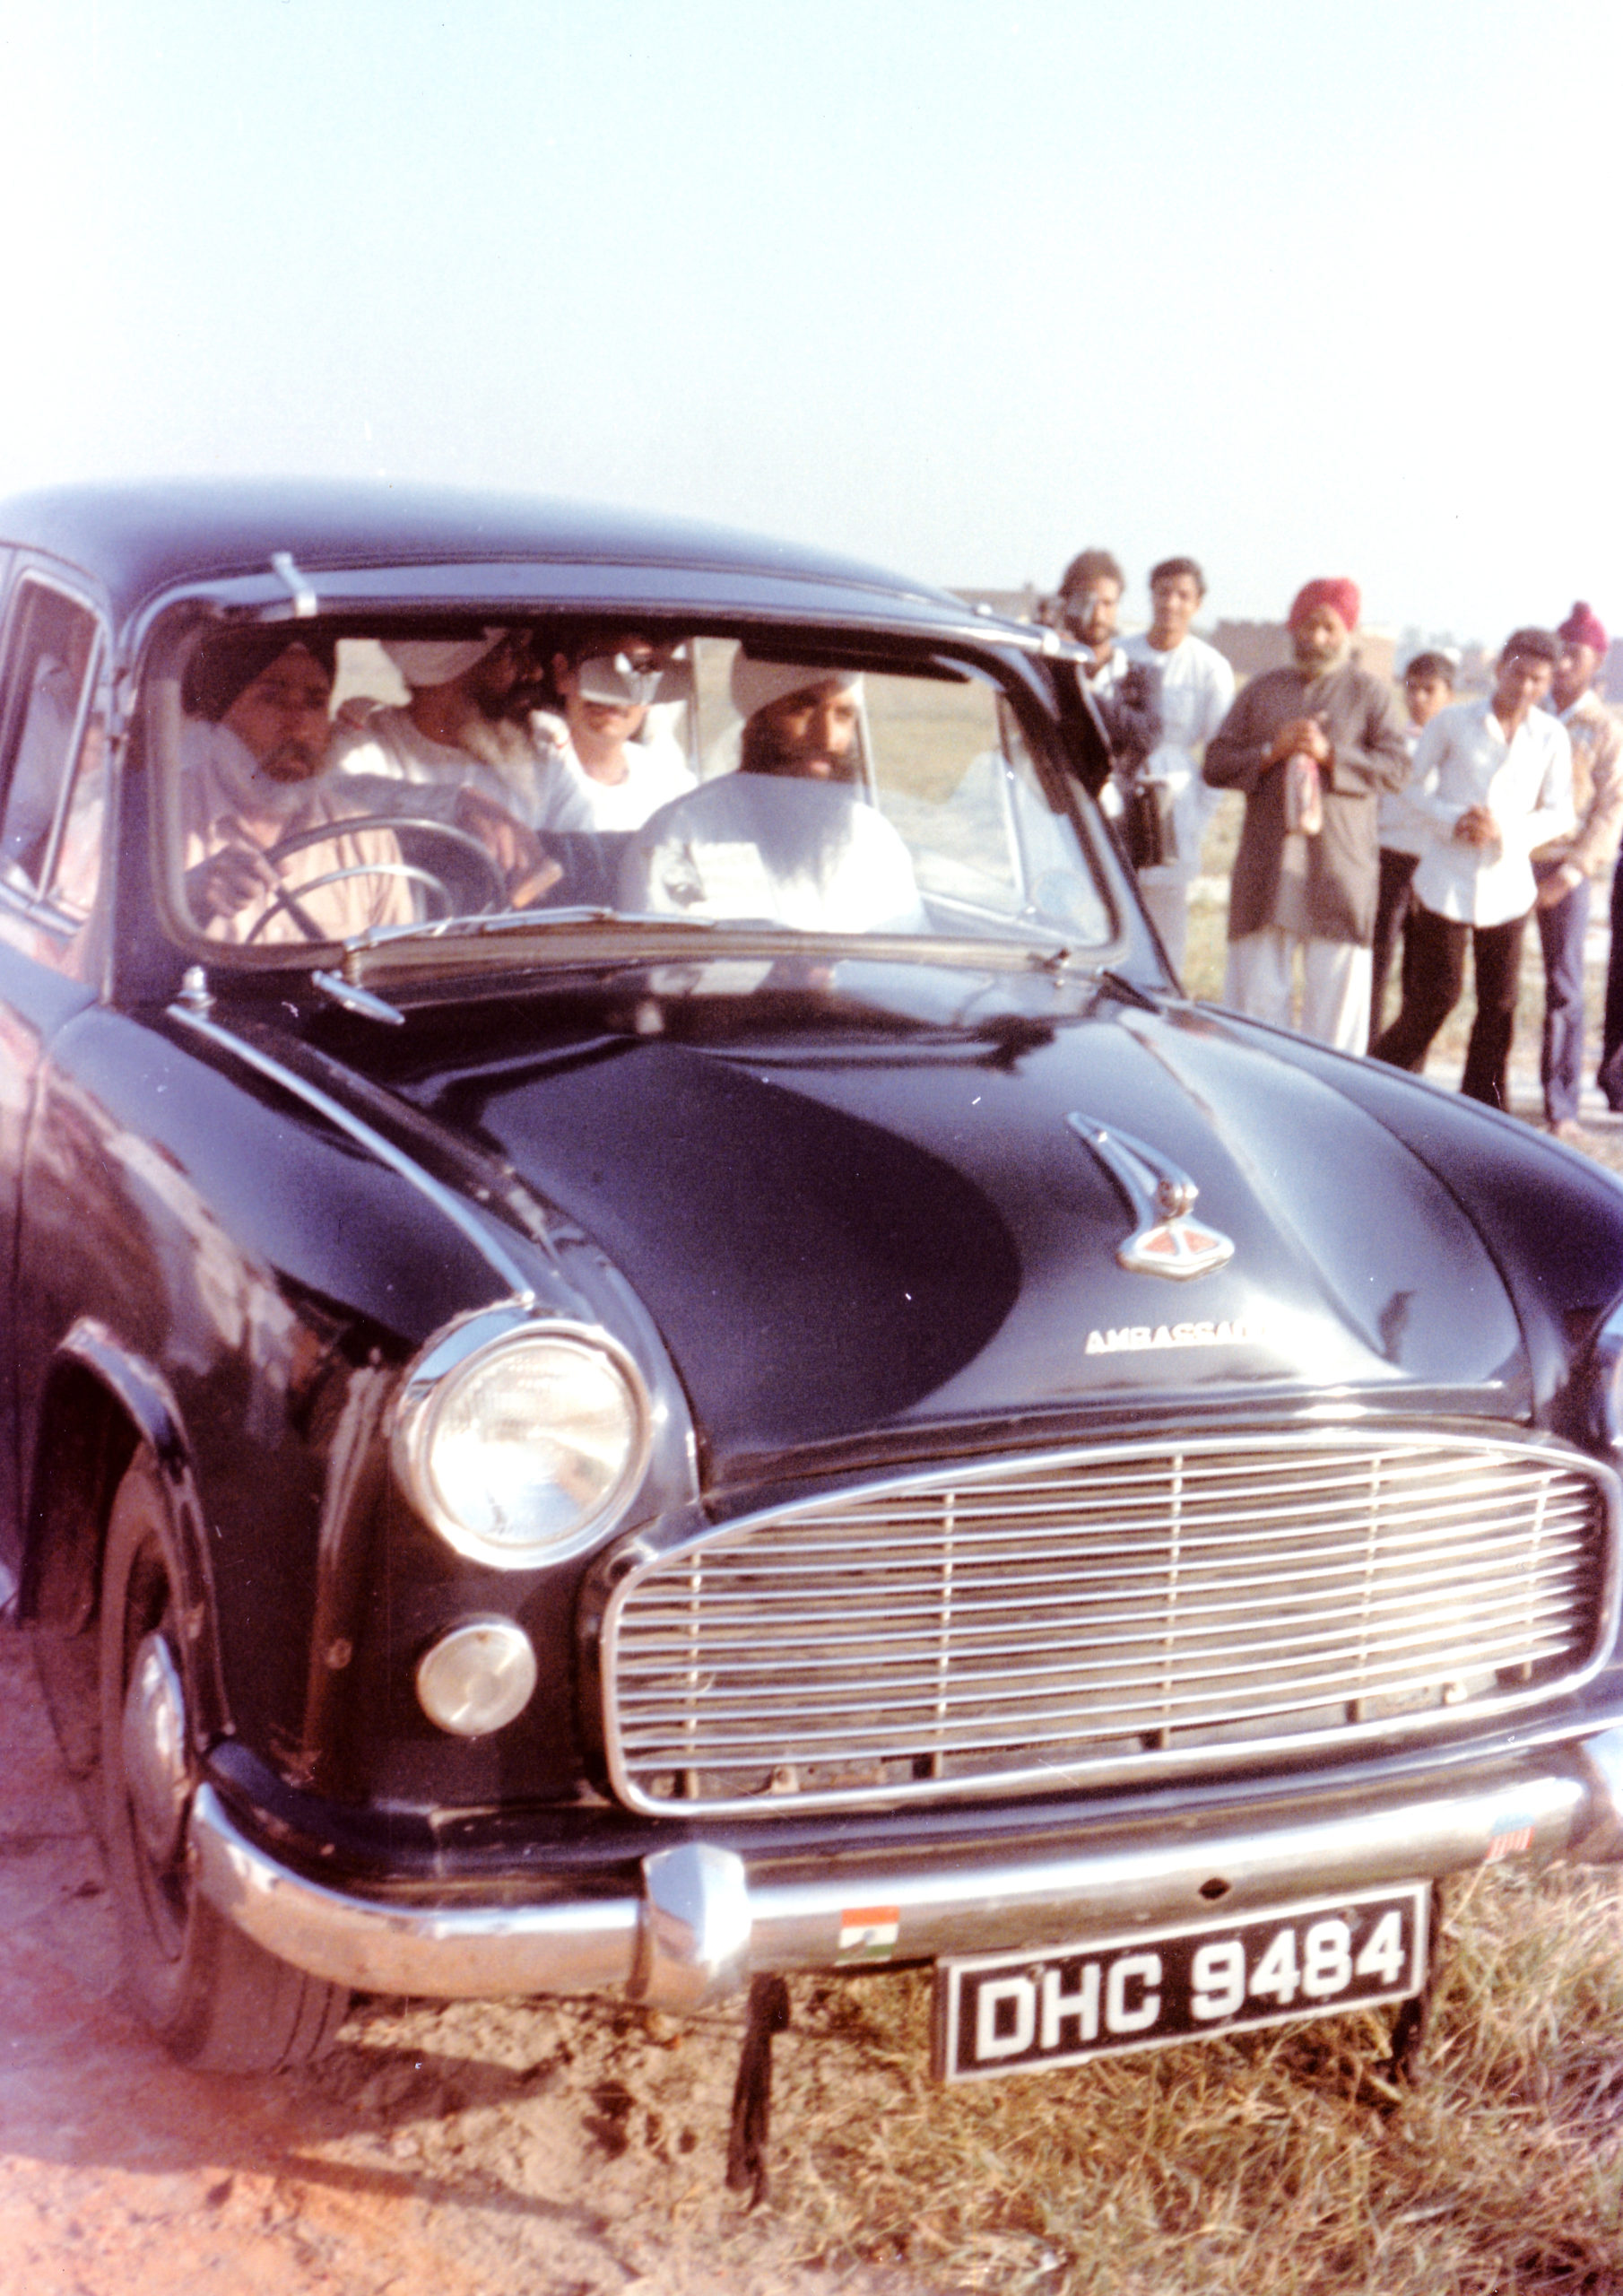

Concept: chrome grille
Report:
left=602, top=1434, right=1616, bottom=1815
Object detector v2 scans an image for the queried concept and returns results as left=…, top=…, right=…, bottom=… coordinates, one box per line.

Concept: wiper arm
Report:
left=311, top=969, right=404, bottom=1025
left=1092, top=967, right=1163, bottom=1012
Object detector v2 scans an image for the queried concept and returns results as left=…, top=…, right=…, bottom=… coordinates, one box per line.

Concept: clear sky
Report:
left=1, top=0, right=1618, bottom=645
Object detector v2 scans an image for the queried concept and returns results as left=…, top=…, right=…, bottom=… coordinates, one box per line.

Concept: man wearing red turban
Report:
left=1202, top=579, right=1409, bottom=1051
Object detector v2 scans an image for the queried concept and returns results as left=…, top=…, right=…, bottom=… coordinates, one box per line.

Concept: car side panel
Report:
left=14, top=1000, right=555, bottom=1769
left=0, top=935, right=96, bottom=1580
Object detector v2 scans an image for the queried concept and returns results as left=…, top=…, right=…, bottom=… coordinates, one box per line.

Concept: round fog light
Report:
left=416, top=1618, right=538, bottom=1737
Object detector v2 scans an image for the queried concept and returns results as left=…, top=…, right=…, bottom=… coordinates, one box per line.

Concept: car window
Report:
left=153, top=621, right=1112, bottom=960
left=0, top=576, right=106, bottom=918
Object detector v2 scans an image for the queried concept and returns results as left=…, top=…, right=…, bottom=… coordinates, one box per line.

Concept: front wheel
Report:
left=99, top=1447, right=349, bottom=2070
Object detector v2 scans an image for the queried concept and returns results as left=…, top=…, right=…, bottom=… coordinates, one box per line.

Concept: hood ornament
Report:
left=1068, top=1114, right=1235, bottom=1281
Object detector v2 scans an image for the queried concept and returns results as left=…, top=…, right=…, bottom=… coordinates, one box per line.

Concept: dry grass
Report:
left=712, top=1865, right=1623, bottom=2294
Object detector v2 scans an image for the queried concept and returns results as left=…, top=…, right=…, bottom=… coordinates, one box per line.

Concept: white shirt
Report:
left=530, top=713, right=697, bottom=831
left=1118, top=631, right=1236, bottom=883
left=1376, top=725, right=1428, bottom=858
left=331, top=705, right=595, bottom=833
left=620, top=774, right=928, bottom=933
left=1409, top=699, right=1575, bottom=926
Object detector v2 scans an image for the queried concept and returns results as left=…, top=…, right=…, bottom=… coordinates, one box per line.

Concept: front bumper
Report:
left=191, top=1727, right=1623, bottom=2015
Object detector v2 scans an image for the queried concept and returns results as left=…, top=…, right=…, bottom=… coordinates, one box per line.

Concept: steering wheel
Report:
left=245, top=815, right=509, bottom=943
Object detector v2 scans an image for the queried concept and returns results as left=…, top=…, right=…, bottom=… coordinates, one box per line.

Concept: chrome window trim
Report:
left=0, top=568, right=110, bottom=921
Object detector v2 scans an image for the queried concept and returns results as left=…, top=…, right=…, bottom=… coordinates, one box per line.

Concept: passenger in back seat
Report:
left=332, top=629, right=591, bottom=903
left=532, top=632, right=695, bottom=830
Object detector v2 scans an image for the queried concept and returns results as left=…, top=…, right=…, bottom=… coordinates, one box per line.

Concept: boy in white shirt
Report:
left=1368, top=651, right=1455, bottom=1047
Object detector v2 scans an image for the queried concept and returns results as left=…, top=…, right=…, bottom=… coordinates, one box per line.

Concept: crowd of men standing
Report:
left=1046, top=552, right=1623, bottom=1140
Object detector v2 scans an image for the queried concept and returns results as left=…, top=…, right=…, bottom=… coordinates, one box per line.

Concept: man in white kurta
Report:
left=331, top=632, right=593, bottom=900
left=1533, top=603, right=1623, bottom=1135
left=620, top=658, right=925, bottom=933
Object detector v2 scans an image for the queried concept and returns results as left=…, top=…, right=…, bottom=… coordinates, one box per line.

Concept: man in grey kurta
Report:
left=1202, top=578, right=1410, bottom=1052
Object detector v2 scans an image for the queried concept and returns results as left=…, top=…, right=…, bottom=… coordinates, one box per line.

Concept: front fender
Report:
left=22, top=1327, right=229, bottom=1749
left=1255, top=1033, right=1623, bottom=1434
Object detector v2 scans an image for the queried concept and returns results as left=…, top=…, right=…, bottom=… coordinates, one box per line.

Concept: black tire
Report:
left=99, top=1446, right=350, bottom=2071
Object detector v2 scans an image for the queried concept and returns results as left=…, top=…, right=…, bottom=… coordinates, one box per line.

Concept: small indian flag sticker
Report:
left=838, top=1906, right=900, bottom=1959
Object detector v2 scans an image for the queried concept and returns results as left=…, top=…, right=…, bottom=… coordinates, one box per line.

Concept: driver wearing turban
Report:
left=178, top=631, right=416, bottom=945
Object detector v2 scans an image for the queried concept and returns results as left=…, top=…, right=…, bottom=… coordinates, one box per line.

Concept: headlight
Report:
left=394, top=1313, right=652, bottom=1568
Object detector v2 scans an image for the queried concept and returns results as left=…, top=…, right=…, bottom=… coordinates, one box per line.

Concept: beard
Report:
left=211, top=726, right=320, bottom=822
left=734, top=769, right=864, bottom=888
left=1294, top=637, right=1349, bottom=677
left=258, top=738, right=326, bottom=784
left=452, top=709, right=551, bottom=807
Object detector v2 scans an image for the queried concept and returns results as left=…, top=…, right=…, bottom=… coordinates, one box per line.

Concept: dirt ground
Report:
left=0, top=1621, right=939, bottom=2296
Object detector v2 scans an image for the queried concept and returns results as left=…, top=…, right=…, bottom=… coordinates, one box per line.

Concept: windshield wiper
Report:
left=335, top=907, right=1102, bottom=987
left=1091, top=966, right=1163, bottom=1012
left=311, top=969, right=405, bottom=1025
left=343, top=904, right=718, bottom=954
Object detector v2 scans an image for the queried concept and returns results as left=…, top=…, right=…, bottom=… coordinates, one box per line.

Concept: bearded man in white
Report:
left=331, top=629, right=591, bottom=901
left=1119, top=556, right=1236, bottom=971
left=179, top=631, right=415, bottom=946
left=621, top=658, right=926, bottom=933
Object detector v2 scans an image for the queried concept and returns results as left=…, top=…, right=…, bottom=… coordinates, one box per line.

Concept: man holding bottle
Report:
left=1202, top=578, right=1409, bottom=1052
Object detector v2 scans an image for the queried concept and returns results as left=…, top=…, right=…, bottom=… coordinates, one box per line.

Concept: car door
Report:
left=0, top=566, right=110, bottom=1590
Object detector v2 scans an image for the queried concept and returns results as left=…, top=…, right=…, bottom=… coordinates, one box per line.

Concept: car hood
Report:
left=349, top=974, right=1530, bottom=1481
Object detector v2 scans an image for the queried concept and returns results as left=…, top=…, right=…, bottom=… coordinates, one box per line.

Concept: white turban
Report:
left=383, top=631, right=508, bottom=689
left=729, top=656, right=863, bottom=721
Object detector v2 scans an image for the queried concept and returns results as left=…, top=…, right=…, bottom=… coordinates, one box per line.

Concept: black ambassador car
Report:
left=5, top=483, right=1623, bottom=2127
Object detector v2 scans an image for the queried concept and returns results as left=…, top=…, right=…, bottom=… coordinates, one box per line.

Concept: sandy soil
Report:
left=0, top=1621, right=933, bottom=2296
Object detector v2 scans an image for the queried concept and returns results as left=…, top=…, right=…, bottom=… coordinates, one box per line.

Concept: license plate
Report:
left=934, top=1883, right=1428, bottom=2083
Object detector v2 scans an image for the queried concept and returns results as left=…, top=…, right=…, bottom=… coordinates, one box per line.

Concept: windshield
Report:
left=152, top=622, right=1114, bottom=962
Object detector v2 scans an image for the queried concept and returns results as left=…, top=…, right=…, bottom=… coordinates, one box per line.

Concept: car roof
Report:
left=0, top=478, right=1028, bottom=650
